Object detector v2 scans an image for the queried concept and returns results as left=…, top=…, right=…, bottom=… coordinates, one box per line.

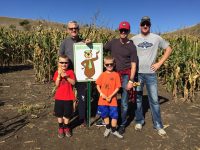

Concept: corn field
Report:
left=0, top=26, right=199, bottom=102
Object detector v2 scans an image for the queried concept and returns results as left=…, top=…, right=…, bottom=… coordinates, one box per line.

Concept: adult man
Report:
left=59, top=21, right=91, bottom=126
left=104, top=21, right=137, bottom=134
left=131, top=16, right=172, bottom=136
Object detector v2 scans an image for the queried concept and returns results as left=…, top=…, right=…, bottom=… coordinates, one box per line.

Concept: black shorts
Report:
left=54, top=100, right=73, bottom=118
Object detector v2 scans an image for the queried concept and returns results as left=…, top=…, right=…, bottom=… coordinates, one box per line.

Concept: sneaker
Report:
left=104, top=128, right=111, bottom=137
left=111, top=131, right=123, bottom=139
left=118, top=126, right=125, bottom=134
left=58, top=128, right=64, bottom=138
left=95, top=119, right=106, bottom=127
left=157, top=128, right=166, bottom=136
left=64, top=128, right=72, bottom=137
left=135, top=124, right=142, bottom=131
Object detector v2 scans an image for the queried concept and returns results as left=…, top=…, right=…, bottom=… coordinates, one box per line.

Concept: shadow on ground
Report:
left=0, top=65, right=33, bottom=74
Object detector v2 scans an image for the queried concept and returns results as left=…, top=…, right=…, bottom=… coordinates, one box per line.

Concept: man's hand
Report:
left=84, top=39, right=92, bottom=44
left=126, top=82, right=133, bottom=90
left=151, top=63, right=161, bottom=72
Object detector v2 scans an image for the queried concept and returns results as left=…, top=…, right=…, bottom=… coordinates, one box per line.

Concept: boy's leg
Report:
left=103, top=117, right=111, bottom=137
left=63, top=117, right=71, bottom=137
left=54, top=100, right=65, bottom=138
left=63, top=101, right=73, bottom=137
left=57, top=117, right=64, bottom=138
left=110, top=106, right=123, bottom=138
left=97, top=106, right=111, bottom=137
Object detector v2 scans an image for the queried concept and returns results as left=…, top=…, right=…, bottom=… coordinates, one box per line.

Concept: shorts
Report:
left=54, top=100, right=73, bottom=118
left=97, top=105, right=118, bottom=119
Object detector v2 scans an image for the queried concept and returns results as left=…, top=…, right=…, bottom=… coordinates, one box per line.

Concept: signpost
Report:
left=74, top=43, right=103, bottom=127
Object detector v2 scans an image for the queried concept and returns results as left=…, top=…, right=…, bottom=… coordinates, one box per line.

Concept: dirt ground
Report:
left=0, top=66, right=200, bottom=150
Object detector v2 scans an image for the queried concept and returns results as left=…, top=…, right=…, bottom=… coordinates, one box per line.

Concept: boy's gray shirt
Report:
left=131, top=33, right=169, bottom=73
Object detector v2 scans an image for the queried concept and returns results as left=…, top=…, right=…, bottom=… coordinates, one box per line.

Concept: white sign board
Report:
left=74, top=43, right=103, bottom=82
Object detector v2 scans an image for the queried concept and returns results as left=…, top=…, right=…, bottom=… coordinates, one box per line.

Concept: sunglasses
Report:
left=141, top=22, right=151, bottom=27
left=119, top=29, right=129, bottom=33
left=68, top=27, right=79, bottom=31
left=59, top=62, right=69, bottom=64
left=105, top=63, right=114, bottom=67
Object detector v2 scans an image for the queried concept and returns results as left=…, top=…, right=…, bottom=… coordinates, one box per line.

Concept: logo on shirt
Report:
left=137, top=41, right=153, bottom=49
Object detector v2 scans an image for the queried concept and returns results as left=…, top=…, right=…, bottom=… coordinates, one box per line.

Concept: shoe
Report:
left=135, top=124, right=142, bottom=131
left=118, top=126, right=125, bottom=134
left=111, top=131, right=123, bottom=139
left=157, top=128, right=166, bottom=136
left=95, top=119, right=106, bottom=127
left=64, top=128, right=72, bottom=137
left=104, top=128, right=111, bottom=137
left=58, top=128, right=64, bottom=138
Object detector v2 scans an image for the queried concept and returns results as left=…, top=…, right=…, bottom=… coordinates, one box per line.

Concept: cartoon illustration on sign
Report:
left=81, top=50, right=100, bottom=80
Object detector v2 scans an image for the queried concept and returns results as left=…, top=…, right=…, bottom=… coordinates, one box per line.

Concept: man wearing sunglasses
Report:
left=131, top=16, right=172, bottom=136
left=59, top=21, right=91, bottom=126
left=104, top=21, right=137, bottom=135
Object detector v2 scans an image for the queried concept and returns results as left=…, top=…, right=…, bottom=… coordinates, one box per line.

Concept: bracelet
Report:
left=128, top=80, right=133, bottom=83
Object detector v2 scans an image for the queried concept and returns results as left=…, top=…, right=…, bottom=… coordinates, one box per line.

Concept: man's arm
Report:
left=151, top=46, right=172, bottom=72
left=126, top=62, right=137, bottom=90
left=59, top=40, right=65, bottom=56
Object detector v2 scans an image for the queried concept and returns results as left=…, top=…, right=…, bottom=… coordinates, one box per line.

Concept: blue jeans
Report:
left=135, top=73, right=163, bottom=129
left=120, top=75, right=129, bottom=126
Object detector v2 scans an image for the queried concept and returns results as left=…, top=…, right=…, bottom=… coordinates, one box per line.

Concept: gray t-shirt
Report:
left=131, top=33, right=169, bottom=73
left=59, top=37, right=83, bottom=64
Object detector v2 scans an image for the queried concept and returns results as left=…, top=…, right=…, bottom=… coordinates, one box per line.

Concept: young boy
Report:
left=96, top=56, right=123, bottom=138
left=53, top=55, right=76, bottom=138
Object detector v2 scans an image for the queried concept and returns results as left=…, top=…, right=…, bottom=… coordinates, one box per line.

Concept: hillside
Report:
left=1, top=16, right=200, bottom=37
left=164, top=23, right=200, bottom=37
left=0, top=16, right=65, bottom=31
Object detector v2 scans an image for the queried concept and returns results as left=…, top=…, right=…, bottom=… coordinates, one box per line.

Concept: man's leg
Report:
left=76, top=82, right=87, bottom=124
left=135, top=73, right=145, bottom=130
left=118, top=75, right=129, bottom=134
left=145, top=73, right=165, bottom=133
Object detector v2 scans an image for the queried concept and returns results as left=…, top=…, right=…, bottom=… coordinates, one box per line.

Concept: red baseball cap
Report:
left=118, top=21, right=130, bottom=30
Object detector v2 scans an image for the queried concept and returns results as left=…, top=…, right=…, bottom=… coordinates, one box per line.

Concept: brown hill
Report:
left=0, top=16, right=65, bottom=30
left=164, top=23, right=200, bottom=37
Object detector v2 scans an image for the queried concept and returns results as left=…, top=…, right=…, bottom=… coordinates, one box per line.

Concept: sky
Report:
left=0, top=0, right=200, bottom=34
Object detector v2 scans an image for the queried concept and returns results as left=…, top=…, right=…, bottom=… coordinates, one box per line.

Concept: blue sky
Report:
left=0, top=0, right=200, bottom=34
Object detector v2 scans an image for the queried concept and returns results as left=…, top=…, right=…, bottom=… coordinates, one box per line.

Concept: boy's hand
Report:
left=106, top=96, right=112, bottom=103
left=58, top=67, right=62, bottom=75
left=61, top=72, right=69, bottom=79
left=100, top=93, right=107, bottom=100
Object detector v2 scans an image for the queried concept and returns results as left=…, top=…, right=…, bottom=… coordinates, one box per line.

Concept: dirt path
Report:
left=0, top=67, right=200, bottom=150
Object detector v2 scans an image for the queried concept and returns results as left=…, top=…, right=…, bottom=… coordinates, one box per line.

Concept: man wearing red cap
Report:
left=131, top=16, right=172, bottom=136
left=103, top=21, right=137, bottom=134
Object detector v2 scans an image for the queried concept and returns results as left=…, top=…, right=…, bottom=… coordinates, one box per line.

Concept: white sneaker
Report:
left=111, top=131, right=123, bottom=139
left=157, top=128, right=166, bottom=136
left=135, top=124, right=142, bottom=131
left=104, top=128, right=111, bottom=137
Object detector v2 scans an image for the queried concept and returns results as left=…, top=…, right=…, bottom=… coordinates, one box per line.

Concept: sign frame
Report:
left=73, top=43, right=103, bottom=82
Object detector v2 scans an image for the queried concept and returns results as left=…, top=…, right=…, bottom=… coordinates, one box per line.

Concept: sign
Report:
left=74, top=43, right=103, bottom=82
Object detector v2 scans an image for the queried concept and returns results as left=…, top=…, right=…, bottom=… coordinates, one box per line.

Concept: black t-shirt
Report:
left=104, top=39, right=137, bottom=71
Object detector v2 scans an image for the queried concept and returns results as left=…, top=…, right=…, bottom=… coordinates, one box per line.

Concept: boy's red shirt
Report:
left=53, top=69, right=76, bottom=101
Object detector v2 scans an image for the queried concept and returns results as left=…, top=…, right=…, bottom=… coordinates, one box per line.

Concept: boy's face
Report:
left=104, top=59, right=115, bottom=72
left=58, top=57, right=69, bottom=70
